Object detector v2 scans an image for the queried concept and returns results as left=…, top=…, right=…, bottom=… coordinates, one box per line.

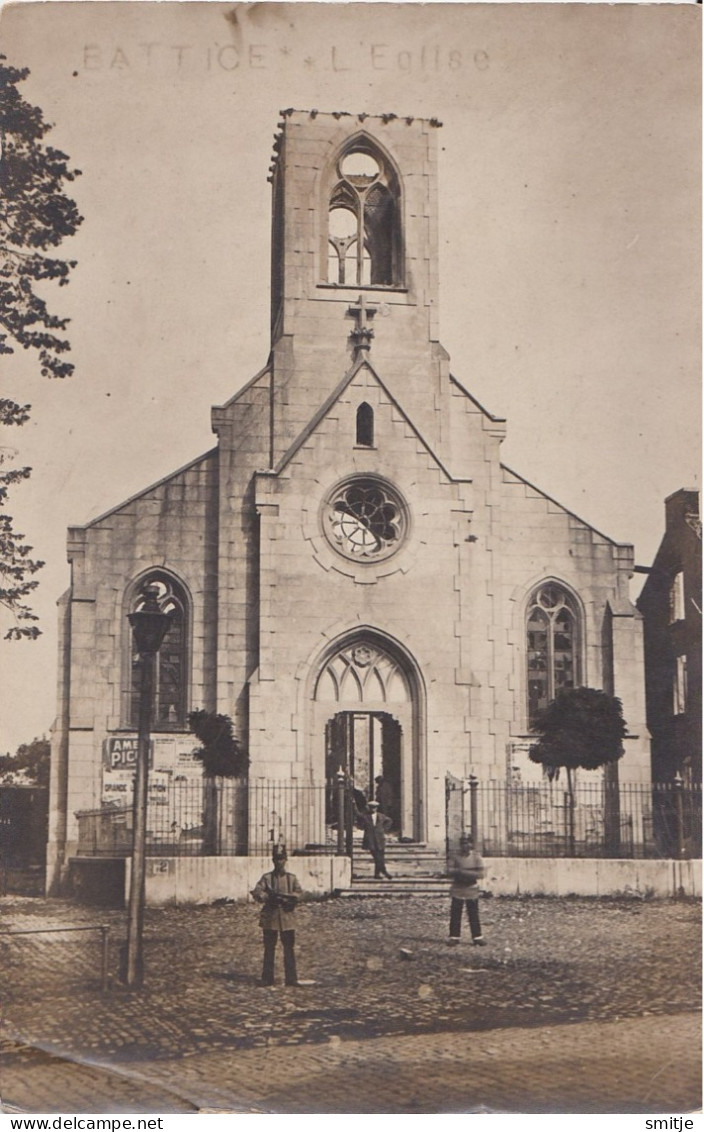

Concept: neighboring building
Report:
left=0, top=786, right=49, bottom=894
left=637, top=489, right=702, bottom=785
left=48, top=111, right=651, bottom=890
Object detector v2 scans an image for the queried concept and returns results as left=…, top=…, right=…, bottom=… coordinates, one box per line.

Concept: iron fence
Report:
left=446, top=777, right=702, bottom=859
left=76, top=778, right=336, bottom=858
left=75, top=775, right=702, bottom=861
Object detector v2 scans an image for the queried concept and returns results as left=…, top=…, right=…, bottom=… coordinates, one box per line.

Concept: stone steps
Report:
left=341, top=842, right=451, bottom=898
left=340, top=878, right=450, bottom=898
left=352, top=866, right=446, bottom=878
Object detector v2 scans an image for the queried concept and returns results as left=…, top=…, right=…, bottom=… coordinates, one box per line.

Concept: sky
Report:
left=0, top=1, right=700, bottom=755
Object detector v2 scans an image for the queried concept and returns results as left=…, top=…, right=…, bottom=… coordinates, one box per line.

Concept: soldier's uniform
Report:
left=251, top=850, right=303, bottom=986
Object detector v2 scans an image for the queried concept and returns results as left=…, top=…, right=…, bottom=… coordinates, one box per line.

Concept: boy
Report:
left=447, top=832, right=486, bottom=946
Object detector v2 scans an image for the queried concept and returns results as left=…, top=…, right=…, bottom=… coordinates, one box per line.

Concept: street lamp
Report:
left=124, top=584, right=171, bottom=987
left=673, top=770, right=686, bottom=859
left=336, top=766, right=347, bottom=856
left=468, top=774, right=479, bottom=846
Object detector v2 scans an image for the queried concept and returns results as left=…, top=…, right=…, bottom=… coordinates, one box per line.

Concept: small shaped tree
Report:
left=529, top=687, right=627, bottom=853
left=188, top=710, right=248, bottom=779
left=187, top=711, right=248, bottom=853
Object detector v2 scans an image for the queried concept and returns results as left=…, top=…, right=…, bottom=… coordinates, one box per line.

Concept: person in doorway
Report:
left=363, top=800, right=393, bottom=879
left=251, top=844, right=303, bottom=986
left=374, top=774, right=394, bottom=820
left=447, top=832, right=486, bottom=946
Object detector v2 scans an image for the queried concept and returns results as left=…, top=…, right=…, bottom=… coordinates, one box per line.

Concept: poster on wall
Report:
left=101, top=735, right=203, bottom=809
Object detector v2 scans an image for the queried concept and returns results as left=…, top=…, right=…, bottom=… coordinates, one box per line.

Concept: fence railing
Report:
left=76, top=778, right=337, bottom=858
left=447, top=777, right=702, bottom=860
left=76, top=776, right=702, bottom=861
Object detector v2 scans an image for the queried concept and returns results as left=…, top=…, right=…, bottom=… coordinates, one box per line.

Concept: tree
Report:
left=187, top=710, right=248, bottom=779
left=0, top=735, right=50, bottom=786
left=188, top=711, right=249, bottom=854
left=0, top=434, right=43, bottom=639
left=529, top=687, right=627, bottom=852
left=0, top=55, right=82, bottom=639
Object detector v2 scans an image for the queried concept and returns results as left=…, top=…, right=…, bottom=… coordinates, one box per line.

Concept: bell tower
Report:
left=267, top=110, right=449, bottom=463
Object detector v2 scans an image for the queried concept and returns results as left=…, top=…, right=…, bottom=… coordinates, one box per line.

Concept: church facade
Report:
left=48, top=111, right=650, bottom=889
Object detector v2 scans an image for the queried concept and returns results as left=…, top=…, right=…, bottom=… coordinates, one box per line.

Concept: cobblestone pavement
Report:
left=0, top=893, right=700, bottom=1113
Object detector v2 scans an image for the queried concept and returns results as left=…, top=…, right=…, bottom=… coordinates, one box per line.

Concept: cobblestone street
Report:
left=1, top=892, right=700, bottom=1113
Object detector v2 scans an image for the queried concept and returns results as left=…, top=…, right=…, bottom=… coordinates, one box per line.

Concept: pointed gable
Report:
left=273, top=356, right=467, bottom=486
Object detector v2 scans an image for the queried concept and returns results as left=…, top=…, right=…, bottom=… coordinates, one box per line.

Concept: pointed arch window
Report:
left=526, top=582, right=581, bottom=725
left=327, top=144, right=401, bottom=287
left=127, top=573, right=189, bottom=730
left=356, top=402, right=374, bottom=447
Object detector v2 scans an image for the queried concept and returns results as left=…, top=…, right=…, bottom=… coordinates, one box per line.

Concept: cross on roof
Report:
left=346, top=293, right=377, bottom=354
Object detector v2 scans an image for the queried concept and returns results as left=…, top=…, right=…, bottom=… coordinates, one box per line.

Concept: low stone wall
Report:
left=484, top=857, right=701, bottom=898
left=126, top=854, right=352, bottom=906
left=125, top=854, right=700, bottom=904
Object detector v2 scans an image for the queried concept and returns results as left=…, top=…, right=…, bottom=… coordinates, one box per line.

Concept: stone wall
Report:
left=485, top=857, right=701, bottom=899
left=52, top=450, right=219, bottom=872
left=126, top=854, right=352, bottom=906
left=122, top=855, right=700, bottom=904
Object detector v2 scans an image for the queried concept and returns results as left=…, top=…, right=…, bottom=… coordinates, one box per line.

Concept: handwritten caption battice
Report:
left=81, top=42, right=489, bottom=75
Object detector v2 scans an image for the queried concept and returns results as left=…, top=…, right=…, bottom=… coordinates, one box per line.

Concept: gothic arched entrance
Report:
left=312, top=636, right=424, bottom=841
left=325, top=712, right=402, bottom=831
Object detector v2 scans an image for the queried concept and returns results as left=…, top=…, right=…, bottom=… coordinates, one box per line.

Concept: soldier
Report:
left=251, top=845, right=303, bottom=986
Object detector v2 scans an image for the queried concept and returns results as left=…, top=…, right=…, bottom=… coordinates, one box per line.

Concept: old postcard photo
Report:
left=0, top=1, right=700, bottom=1118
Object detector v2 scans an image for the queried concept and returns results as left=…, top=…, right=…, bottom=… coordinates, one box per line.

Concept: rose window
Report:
left=324, top=478, right=406, bottom=561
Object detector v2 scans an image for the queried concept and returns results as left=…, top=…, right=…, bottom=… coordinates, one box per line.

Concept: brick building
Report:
left=48, top=111, right=651, bottom=889
left=637, top=489, right=702, bottom=786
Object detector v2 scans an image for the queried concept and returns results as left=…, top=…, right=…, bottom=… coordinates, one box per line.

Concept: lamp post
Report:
left=125, top=585, right=171, bottom=988
left=468, top=774, right=479, bottom=845
left=336, top=767, right=347, bottom=856
left=673, top=770, right=686, bottom=860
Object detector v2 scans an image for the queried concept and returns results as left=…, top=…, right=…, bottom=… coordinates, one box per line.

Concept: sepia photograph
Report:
left=0, top=0, right=700, bottom=1118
